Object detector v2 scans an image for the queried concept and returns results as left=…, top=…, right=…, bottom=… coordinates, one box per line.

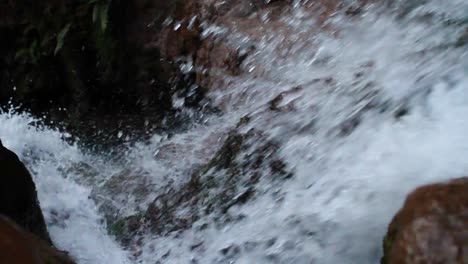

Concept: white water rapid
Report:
left=0, top=0, right=467, bottom=263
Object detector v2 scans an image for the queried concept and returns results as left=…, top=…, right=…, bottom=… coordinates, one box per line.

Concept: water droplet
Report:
left=174, top=22, right=182, bottom=31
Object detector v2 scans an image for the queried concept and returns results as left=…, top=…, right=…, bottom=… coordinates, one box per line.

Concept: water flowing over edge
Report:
left=0, top=0, right=467, bottom=263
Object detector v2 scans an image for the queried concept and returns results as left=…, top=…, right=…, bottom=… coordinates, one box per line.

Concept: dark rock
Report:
left=0, top=141, right=52, bottom=244
left=92, top=128, right=257, bottom=247
left=0, top=215, right=75, bottom=264
left=338, top=114, right=361, bottom=136
left=141, top=122, right=292, bottom=240
left=91, top=169, right=155, bottom=224
left=222, top=186, right=255, bottom=213
left=382, top=177, right=468, bottom=264
left=190, top=241, right=204, bottom=251
left=108, top=214, right=145, bottom=248
left=269, top=86, right=303, bottom=112
left=455, top=28, right=468, bottom=47
left=393, top=106, right=409, bottom=120
left=345, top=5, right=363, bottom=16
left=220, top=244, right=241, bottom=258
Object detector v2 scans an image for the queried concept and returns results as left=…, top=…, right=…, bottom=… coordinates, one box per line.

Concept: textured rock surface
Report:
left=0, top=215, right=75, bottom=264
left=382, top=177, right=468, bottom=264
left=0, top=140, right=52, bottom=244
left=106, top=117, right=292, bottom=257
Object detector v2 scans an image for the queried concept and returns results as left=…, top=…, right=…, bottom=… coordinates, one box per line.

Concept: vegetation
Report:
left=0, top=0, right=196, bottom=146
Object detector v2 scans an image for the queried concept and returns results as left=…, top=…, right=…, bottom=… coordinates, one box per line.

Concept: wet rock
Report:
left=97, top=118, right=293, bottom=253
left=141, top=121, right=292, bottom=240
left=393, top=106, right=410, bottom=120
left=219, top=243, right=241, bottom=258
left=345, top=5, right=364, bottom=16
left=108, top=214, right=145, bottom=247
left=194, top=0, right=293, bottom=91
left=300, top=0, right=341, bottom=26
left=0, top=141, right=52, bottom=244
left=91, top=169, right=155, bottom=224
left=269, top=86, right=303, bottom=112
left=63, top=161, right=100, bottom=186
left=338, top=114, right=361, bottom=136
left=455, top=28, right=468, bottom=47
left=382, top=177, right=468, bottom=264
left=0, top=215, right=75, bottom=264
left=190, top=241, right=204, bottom=251
left=222, top=186, right=255, bottom=213
left=144, top=183, right=201, bottom=236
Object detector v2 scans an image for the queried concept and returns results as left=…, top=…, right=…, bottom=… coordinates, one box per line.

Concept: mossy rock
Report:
left=142, top=118, right=293, bottom=237
left=108, top=214, right=145, bottom=247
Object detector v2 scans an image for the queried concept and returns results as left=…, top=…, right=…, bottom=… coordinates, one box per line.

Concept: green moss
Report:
left=108, top=213, right=145, bottom=244
left=381, top=227, right=399, bottom=264
left=203, top=175, right=221, bottom=188
left=207, top=132, right=244, bottom=171
left=193, top=132, right=245, bottom=178
left=383, top=234, right=393, bottom=251
left=109, top=218, right=126, bottom=237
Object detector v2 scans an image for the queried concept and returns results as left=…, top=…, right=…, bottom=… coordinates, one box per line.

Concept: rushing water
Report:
left=0, top=0, right=467, bottom=263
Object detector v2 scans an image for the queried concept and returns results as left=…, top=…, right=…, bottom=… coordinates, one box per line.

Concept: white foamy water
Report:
left=0, top=111, right=132, bottom=264
left=0, top=0, right=467, bottom=263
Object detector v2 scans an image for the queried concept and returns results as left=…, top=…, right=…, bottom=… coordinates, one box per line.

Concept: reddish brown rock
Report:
left=190, top=0, right=347, bottom=93
left=194, top=0, right=293, bottom=90
left=0, top=215, right=75, bottom=264
left=382, top=178, right=468, bottom=264
left=0, top=215, right=40, bottom=264
left=125, top=0, right=202, bottom=58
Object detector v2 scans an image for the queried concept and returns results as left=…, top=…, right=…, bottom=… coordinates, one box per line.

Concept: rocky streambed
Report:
left=0, top=0, right=467, bottom=263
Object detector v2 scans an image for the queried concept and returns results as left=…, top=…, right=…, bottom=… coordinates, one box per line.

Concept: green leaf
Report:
left=22, top=24, right=35, bottom=35
left=54, top=23, right=72, bottom=55
left=30, top=40, right=39, bottom=63
left=15, top=48, right=29, bottom=59
left=100, top=3, right=109, bottom=32
left=92, top=4, right=99, bottom=23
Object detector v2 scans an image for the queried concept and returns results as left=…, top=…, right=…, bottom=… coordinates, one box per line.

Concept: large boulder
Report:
left=382, top=177, right=468, bottom=264
left=0, top=140, right=52, bottom=244
left=0, top=215, right=75, bottom=264
left=106, top=119, right=293, bottom=259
